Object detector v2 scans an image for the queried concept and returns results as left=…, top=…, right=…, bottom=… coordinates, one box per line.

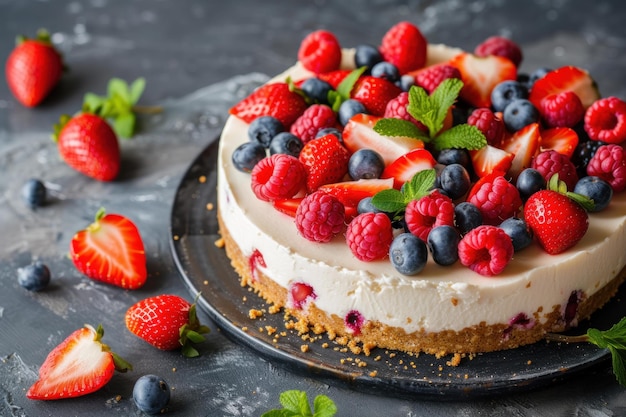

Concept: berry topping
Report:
left=583, top=96, right=626, bottom=144
left=251, top=154, right=307, bottom=202
left=389, top=232, right=428, bottom=275
left=469, top=144, right=514, bottom=179
left=474, top=36, right=523, bottom=67
left=405, top=190, right=455, bottom=241
left=248, top=115, right=284, bottom=147
left=351, top=75, right=402, bottom=116
left=295, top=191, right=346, bottom=243
left=458, top=225, right=514, bottom=276
left=300, top=78, right=334, bottom=105
left=17, top=261, right=51, bottom=291
left=411, top=63, right=462, bottom=95
left=490, top=80, right=528, bottom=113
left=371, top=61, right=400, bottom=82
left=531, top=150, right=579, bottom=191
left=381, top=148, right=437, bottom=189
left=529, top=65, right=600, bottom=110
left=346, top=212, right=393, bottom=261
left=344, top=310, right=365, bottom=335
left=232, top=141, right=267, bottom=173
left=427, top=225, right=460, bottom=266
left=354, top=44, right=383, bottom=70
left=467, top=108, right=505, bottom=146
left=539, top=126, right=579, bottom=158
left=468, top=173, right=522, bottom=225
left=574, top=176, right=613, bottom=212
left=269, top=132, right=304, bottom=157
left=516, top=167, right=546, bottom=201
left=540, top=91, right=584, bottom=128
left=298, top=30, right=342, bottom=74
left=499, top=217, right=533, bottom=252
left=348, top=148, right=385, bottom=180
left=299, top=133, right=350, bottom=192
left=338, top=99, right=368, bottom=126
left=586, top=144, right=626, bottom=192
left=502, top=98, right=540, bottom=132
left=290, top=104, right=339, bottom=144
left=500, top=122, right=541, bottom=179
left=379, top=21, right=427, bottom=74
left=133, top=375, right=171, bottom=415
left=288, top=282, right=317, bottom=310
left=454, top=201, right=483, bottom=235
left=438, top=163, right=471, bottom=200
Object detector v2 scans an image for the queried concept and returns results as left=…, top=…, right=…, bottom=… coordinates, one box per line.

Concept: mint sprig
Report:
left=371, top=169, right=436, bottom=214
left=261, top=390, right=337, bottom=417
left=327, top=67, right=367, bottom=111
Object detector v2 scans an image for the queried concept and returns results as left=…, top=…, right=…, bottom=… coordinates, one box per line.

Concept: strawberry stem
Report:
left=132, top=105, right=163, bottom=115
left=544, top=333, right=590, bottom=343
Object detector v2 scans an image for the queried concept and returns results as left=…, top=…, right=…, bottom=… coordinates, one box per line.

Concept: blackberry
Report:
left=572, top=139, right=605, bottom=178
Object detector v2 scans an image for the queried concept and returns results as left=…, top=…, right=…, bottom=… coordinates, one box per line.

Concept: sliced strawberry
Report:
left=318, top=178, right=394, bottom=215
left=529, top=66, right=600, bottom=110
left=381, top=148, right=437, bottom=189
left=351, top=75, right=402, bottom=116
left=470, top=144, right=514, bottom=178
left=299, top=134, right=350, bottom=192
left=272, top=197, right=303, bottom=217
left=540, top=126, right=579, bottom=158
left=27, top=325, right=131, bottom=400
left=449, top=52, right=517, bottom=108
left=70, top=208, right=147, bottom=290
left=317, top=69, right=352, bottom=89
left=499, top=122, right=541, bottom=179
left=229, top=82, right=308, bottom=129
left=342, top=113, right=425, bottom=165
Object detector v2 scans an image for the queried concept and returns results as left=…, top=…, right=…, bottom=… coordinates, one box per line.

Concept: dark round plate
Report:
left=170, top=139, right=619, bottom=400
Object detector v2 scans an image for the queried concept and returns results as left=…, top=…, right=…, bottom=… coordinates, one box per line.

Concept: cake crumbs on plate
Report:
left=248, top=309, right=263, bottom=319
left=214, top=237, right=225, bottom=248
left=198, top=175, right=207, bottom=183
left=206, top=202, right=214, bottom=210
left=300, top=344, right=309, bottom=353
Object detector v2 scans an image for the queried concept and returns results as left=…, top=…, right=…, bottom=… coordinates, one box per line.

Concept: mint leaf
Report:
left=280, top=390, right=312, bottom=416
left=373, top=118, right=431, bottom=142
left=336, top=67, right=366, bottom=100
left=403, top=169, right=437, bottom=200
left=433, top=124, right=487, bottom=151
left=262, top=390, right=337, bottom=417
left=313, top=395, right=337, bottom=417
left=372, top=189, right=406, bottom=213
left=429, top=78, right=463, bottom=133
left=586, top=317, right=626, bottom=386
left=407, top=86, right=436, bottom=136
left=261, top=411, right=293, bottom=417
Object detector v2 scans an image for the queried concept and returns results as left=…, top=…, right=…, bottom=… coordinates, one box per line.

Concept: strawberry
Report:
left=299, top=133, right=350, bottom=192
left=529, top=66, right=600, bottom=110
left=317, top=69, right=352, bottom=89
left=70, top=208, right=147, bottom=290
left=229, top=82, right=308, bottom=129
left=499, top=122, right=541, bottom=179
left=27, top=324, right=131, bottom=400
left=125, top=294, right=210, bottom=357
left=54, top=113, right=120, bottom=181
left=318, top=178, right=394, bottom=218
left=272, top=197, right=303, bottom=217
left=351, top=75, right=402, bottom=116
left=449, top=52, right=517, bottom=108
left=540, top=126, right=579, bottom=158
left=5, top=29, right=64, bottom=107
left=342, top=113, right=425, bottom=165
left=470, top=144, right=514, bottom=178
left=381, top=148, right=437, bottom=189
left=379, top=21, right=428, bottom=74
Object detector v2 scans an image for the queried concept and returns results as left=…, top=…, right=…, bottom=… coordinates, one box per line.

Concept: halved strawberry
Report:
left=499, top=122, right=541, bottom=179
left=449, top=52, right=517, bottom=108
left=470, top=144, right=514, bottom=178
left=272, top=197, right=303, bottom=217
left=317, top=69, right=352, bottom=89
left=70, top=208, right=147, bottom=290
left=540, top=126, right=579, bottom=158
left=27, top=324, right=131, bottom=400
left=351, top=75, right=402, bottom=116
left=229, top=82, right=307, bottom=129
left=342, top=113, right=425, bottom=165
left=318, top=178, right=394, bottom=216
left=381, top=148, right=437, bottom=189
left=299, top=134, right=350, bottom=192
left=529, top=66, right=600, bottom=110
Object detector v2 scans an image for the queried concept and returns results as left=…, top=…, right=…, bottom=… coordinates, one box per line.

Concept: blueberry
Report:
left=438, top=164, right=471, bottom=200
left=491, top=80, right=528, bottom=113
left=503, top=99, right=540, bottom=132
left=17, top=262, right=51, bottom=291
left=436, top=148, right=470, bottom=169
left=454, top=202, right=483, bottom=234
left=315, top=127, right=343, bottom=143
left=399, top=74, right=416, bottom=92
left=301, top=78, right=333, bottom=105
left=247, top=116, right=284, bottom=148
left=232, top=142, right=266, bottom=173
left=357, top=196, right=383, bottom=214
left=516, top=168, right=546, bottom=201
left=526, top=67, right=552, bottom=89
left=269, top=132, right=303, bottom=157
left=499, top=217, right=532, bottom=252
left=427, top=225, right=460, bottom=266
left=348, top=149, right=385, bottom=180
left=574, top=176, right=613, bottom=212
left=354, top=44, right=383, bottom=70
left=133, top=375, right=171, bottom=415
left=371, top=61, right=400, bottom=83
left=22, top=178, right=47, bottom=209
left=389, top=233, right=428, bottom=275
left=338, top=99, right=367, bottom=126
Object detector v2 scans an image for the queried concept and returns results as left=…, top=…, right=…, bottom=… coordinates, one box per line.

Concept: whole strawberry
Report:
left=5, top=29, right=63, bottom=107
left=125, top=294, right=210, bottom=357
left=351, top=75, right=402, bottom=116
left=54, top=113, right=121, bottom=181
left=299, top=133, right=350, bottom=192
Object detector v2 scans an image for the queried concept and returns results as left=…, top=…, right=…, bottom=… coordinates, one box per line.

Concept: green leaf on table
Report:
left=261, top=390, right=337, bottom=417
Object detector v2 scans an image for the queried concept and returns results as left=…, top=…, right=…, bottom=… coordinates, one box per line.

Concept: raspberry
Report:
left=383, top=92, right=427, bottom=132
left=290, top=104, right=339, bottom=143
left=586, top=144, right=626, bottom=192
left=297, top=30, right=342, bottom=74
left=540, top=91, right=584, bottom=128
left=467, top=108, right=505, bottom=145
left=249, top=249, right=266, bottom=282
left=295, top=191, right=346, bottom=243
left=474, top=36, right=523, bottom=67
left=344, top=310, right=365, bottom=335
left=413, top=63, right=462, bottom=94
left=584, top=96, right=626, bottom=144
left=468, top=174, right=522, bottom=225
left=346, top=212, right=393, bottom=261
left=458, top=225, right=514, bottom=276
left=251, top=154, right=307, bottom=202
left=405, top=190, right=455, bottom=241
left=531, top=150, right=579, bottom=191
left=379, top=21, right=427, bottom=74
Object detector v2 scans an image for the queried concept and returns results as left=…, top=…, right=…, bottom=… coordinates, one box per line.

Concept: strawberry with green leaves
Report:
left=27, top=324, right=131, bottom=400
left=70, top=208, right=147, bottom=289
left=5, top=29, right=64, bottom=107
left=125, top=294, right=210, bottom=357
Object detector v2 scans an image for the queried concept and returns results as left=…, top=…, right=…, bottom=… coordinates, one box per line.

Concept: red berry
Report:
left=298, top=30, right=342, bottom=74
left=346, top=212, right=393, bottom=262
left=458, top=225, right=514, bottom=276
left=383, top=92, right=427, bottom=132
left=540, top=91, right=584, bottom=128
left=318, top=69, right=352, bottom=89
left=467, top=108, right=505, bottom=146
left=295, top=191, right=346, bottom=243
left=474, top=36, right=523, bottom=67
left=586, top=144, right=626, bottom=192
left=412, top=63, right=462, bottom=94
left=405, top=191, right=455, bottom=241
left=344, top=310, right=365, bottom=335
left=467, top=174, right=522, bottom=225
left=584, top=96, right=626, bottom=144
left=251, top=154, right=307, bottom=202
left=288, top=282, right=316, bottom=310
left=531, top=150, right=579, bottom=191
left=379, top=21, right=428, bottom=74
left=249, top=249, right=266, bottom=282
left=352, top=75, right=402, bottom=116
left=290, top=104, right=338, bottom=143
left=299, top=134, right=350, bottom=192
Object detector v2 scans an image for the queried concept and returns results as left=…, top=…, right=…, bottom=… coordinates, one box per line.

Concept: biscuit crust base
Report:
left=218, top=212, right=626, bottom=356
